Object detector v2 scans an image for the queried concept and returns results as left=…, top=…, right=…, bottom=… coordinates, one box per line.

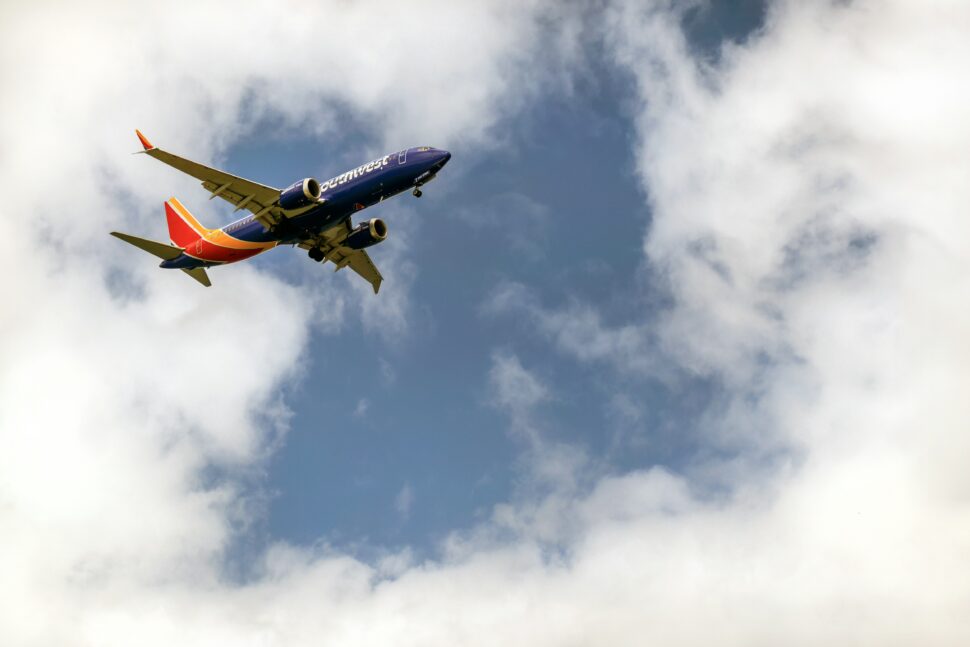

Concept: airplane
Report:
left=111, top=130, right=451, bottom=293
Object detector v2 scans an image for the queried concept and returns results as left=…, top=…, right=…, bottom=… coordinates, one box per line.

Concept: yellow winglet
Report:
left=135, top=129, right=155, bottom=151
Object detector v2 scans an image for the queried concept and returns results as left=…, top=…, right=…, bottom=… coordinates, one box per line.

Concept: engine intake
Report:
left=279, top=178, right=321, bottom=211
left=345, top=218, right=388, bottom=250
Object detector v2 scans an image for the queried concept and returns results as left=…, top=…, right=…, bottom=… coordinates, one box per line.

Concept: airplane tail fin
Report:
left=164, top=197, right=210, bottom=248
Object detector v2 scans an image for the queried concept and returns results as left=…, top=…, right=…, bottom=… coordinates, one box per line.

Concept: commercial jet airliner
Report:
left=111, top=130, right=451, bottom=292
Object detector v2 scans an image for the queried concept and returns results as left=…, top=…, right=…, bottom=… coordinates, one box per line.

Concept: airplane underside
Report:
left=112, top=130, right=450, bottom=293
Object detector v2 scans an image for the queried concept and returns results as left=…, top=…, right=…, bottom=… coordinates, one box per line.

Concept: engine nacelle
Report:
left=279, top=178, right=321, bottom=211
left=345, top=218, right=388, bottom=250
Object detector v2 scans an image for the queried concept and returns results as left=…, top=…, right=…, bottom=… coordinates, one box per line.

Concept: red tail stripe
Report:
left=165, top=201, right=204, bottom=248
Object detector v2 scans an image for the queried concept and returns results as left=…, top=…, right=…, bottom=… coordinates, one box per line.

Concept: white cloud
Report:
left=487, top=351, right=587, bottom=494
left=4, top=0, right=970, bottom=645
left=480, top=0, right=970, bottom=641
left=394, top=483, right=414, bottom=519
left=591, top=0, right=970, bottom=638
left=0, top=0, right=562, bottom=644
left=484, top=281, right=659, bottom=375
left=488, top=350, right=549, bottom=421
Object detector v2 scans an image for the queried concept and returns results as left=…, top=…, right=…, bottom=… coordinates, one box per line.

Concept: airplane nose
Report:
left=432, top=150, right=451, bottom=171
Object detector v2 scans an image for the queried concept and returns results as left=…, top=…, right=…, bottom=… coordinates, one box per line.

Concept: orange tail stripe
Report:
left=206, top=229, right=276, bottom=251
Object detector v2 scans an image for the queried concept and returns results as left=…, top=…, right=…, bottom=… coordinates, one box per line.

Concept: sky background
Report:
left=254, top=1, right=768, bottom=556
left=2, top=1, right=969, bottom=645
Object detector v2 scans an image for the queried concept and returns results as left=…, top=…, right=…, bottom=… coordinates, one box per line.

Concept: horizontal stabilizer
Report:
left=181, top=267, right=211, bottom=287
left=110, top=231, right=183, bottom=260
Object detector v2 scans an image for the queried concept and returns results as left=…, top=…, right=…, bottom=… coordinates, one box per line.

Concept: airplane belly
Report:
left=159, top=253, right=207, bottom=270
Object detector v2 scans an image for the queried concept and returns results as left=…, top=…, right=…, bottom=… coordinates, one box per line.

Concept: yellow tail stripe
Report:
left=206, top=230, right=277, bottom=251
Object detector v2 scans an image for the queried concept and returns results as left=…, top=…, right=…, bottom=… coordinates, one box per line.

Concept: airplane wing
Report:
left=324, top=247, right=384, bottom=294
left=134, top=129, right=285, bottom=230
left=297, top=221, right=384, bottom=294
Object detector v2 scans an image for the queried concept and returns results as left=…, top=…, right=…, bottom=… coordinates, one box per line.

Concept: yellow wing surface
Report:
left=135, top=129, right=285, bottom=230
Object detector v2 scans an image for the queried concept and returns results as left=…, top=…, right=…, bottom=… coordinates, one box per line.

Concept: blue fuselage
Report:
left=166, top=146, right=451, bottom=269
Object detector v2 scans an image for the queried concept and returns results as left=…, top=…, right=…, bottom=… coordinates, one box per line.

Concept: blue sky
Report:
left=4, top=1, right=970, bottom=644
left=229, top=2, right=768, bottom=556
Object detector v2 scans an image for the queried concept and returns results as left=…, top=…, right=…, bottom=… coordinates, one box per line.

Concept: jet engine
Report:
left=279, top=178, right=322, bottom=211
left=345, top=218, right=388, bottom=250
